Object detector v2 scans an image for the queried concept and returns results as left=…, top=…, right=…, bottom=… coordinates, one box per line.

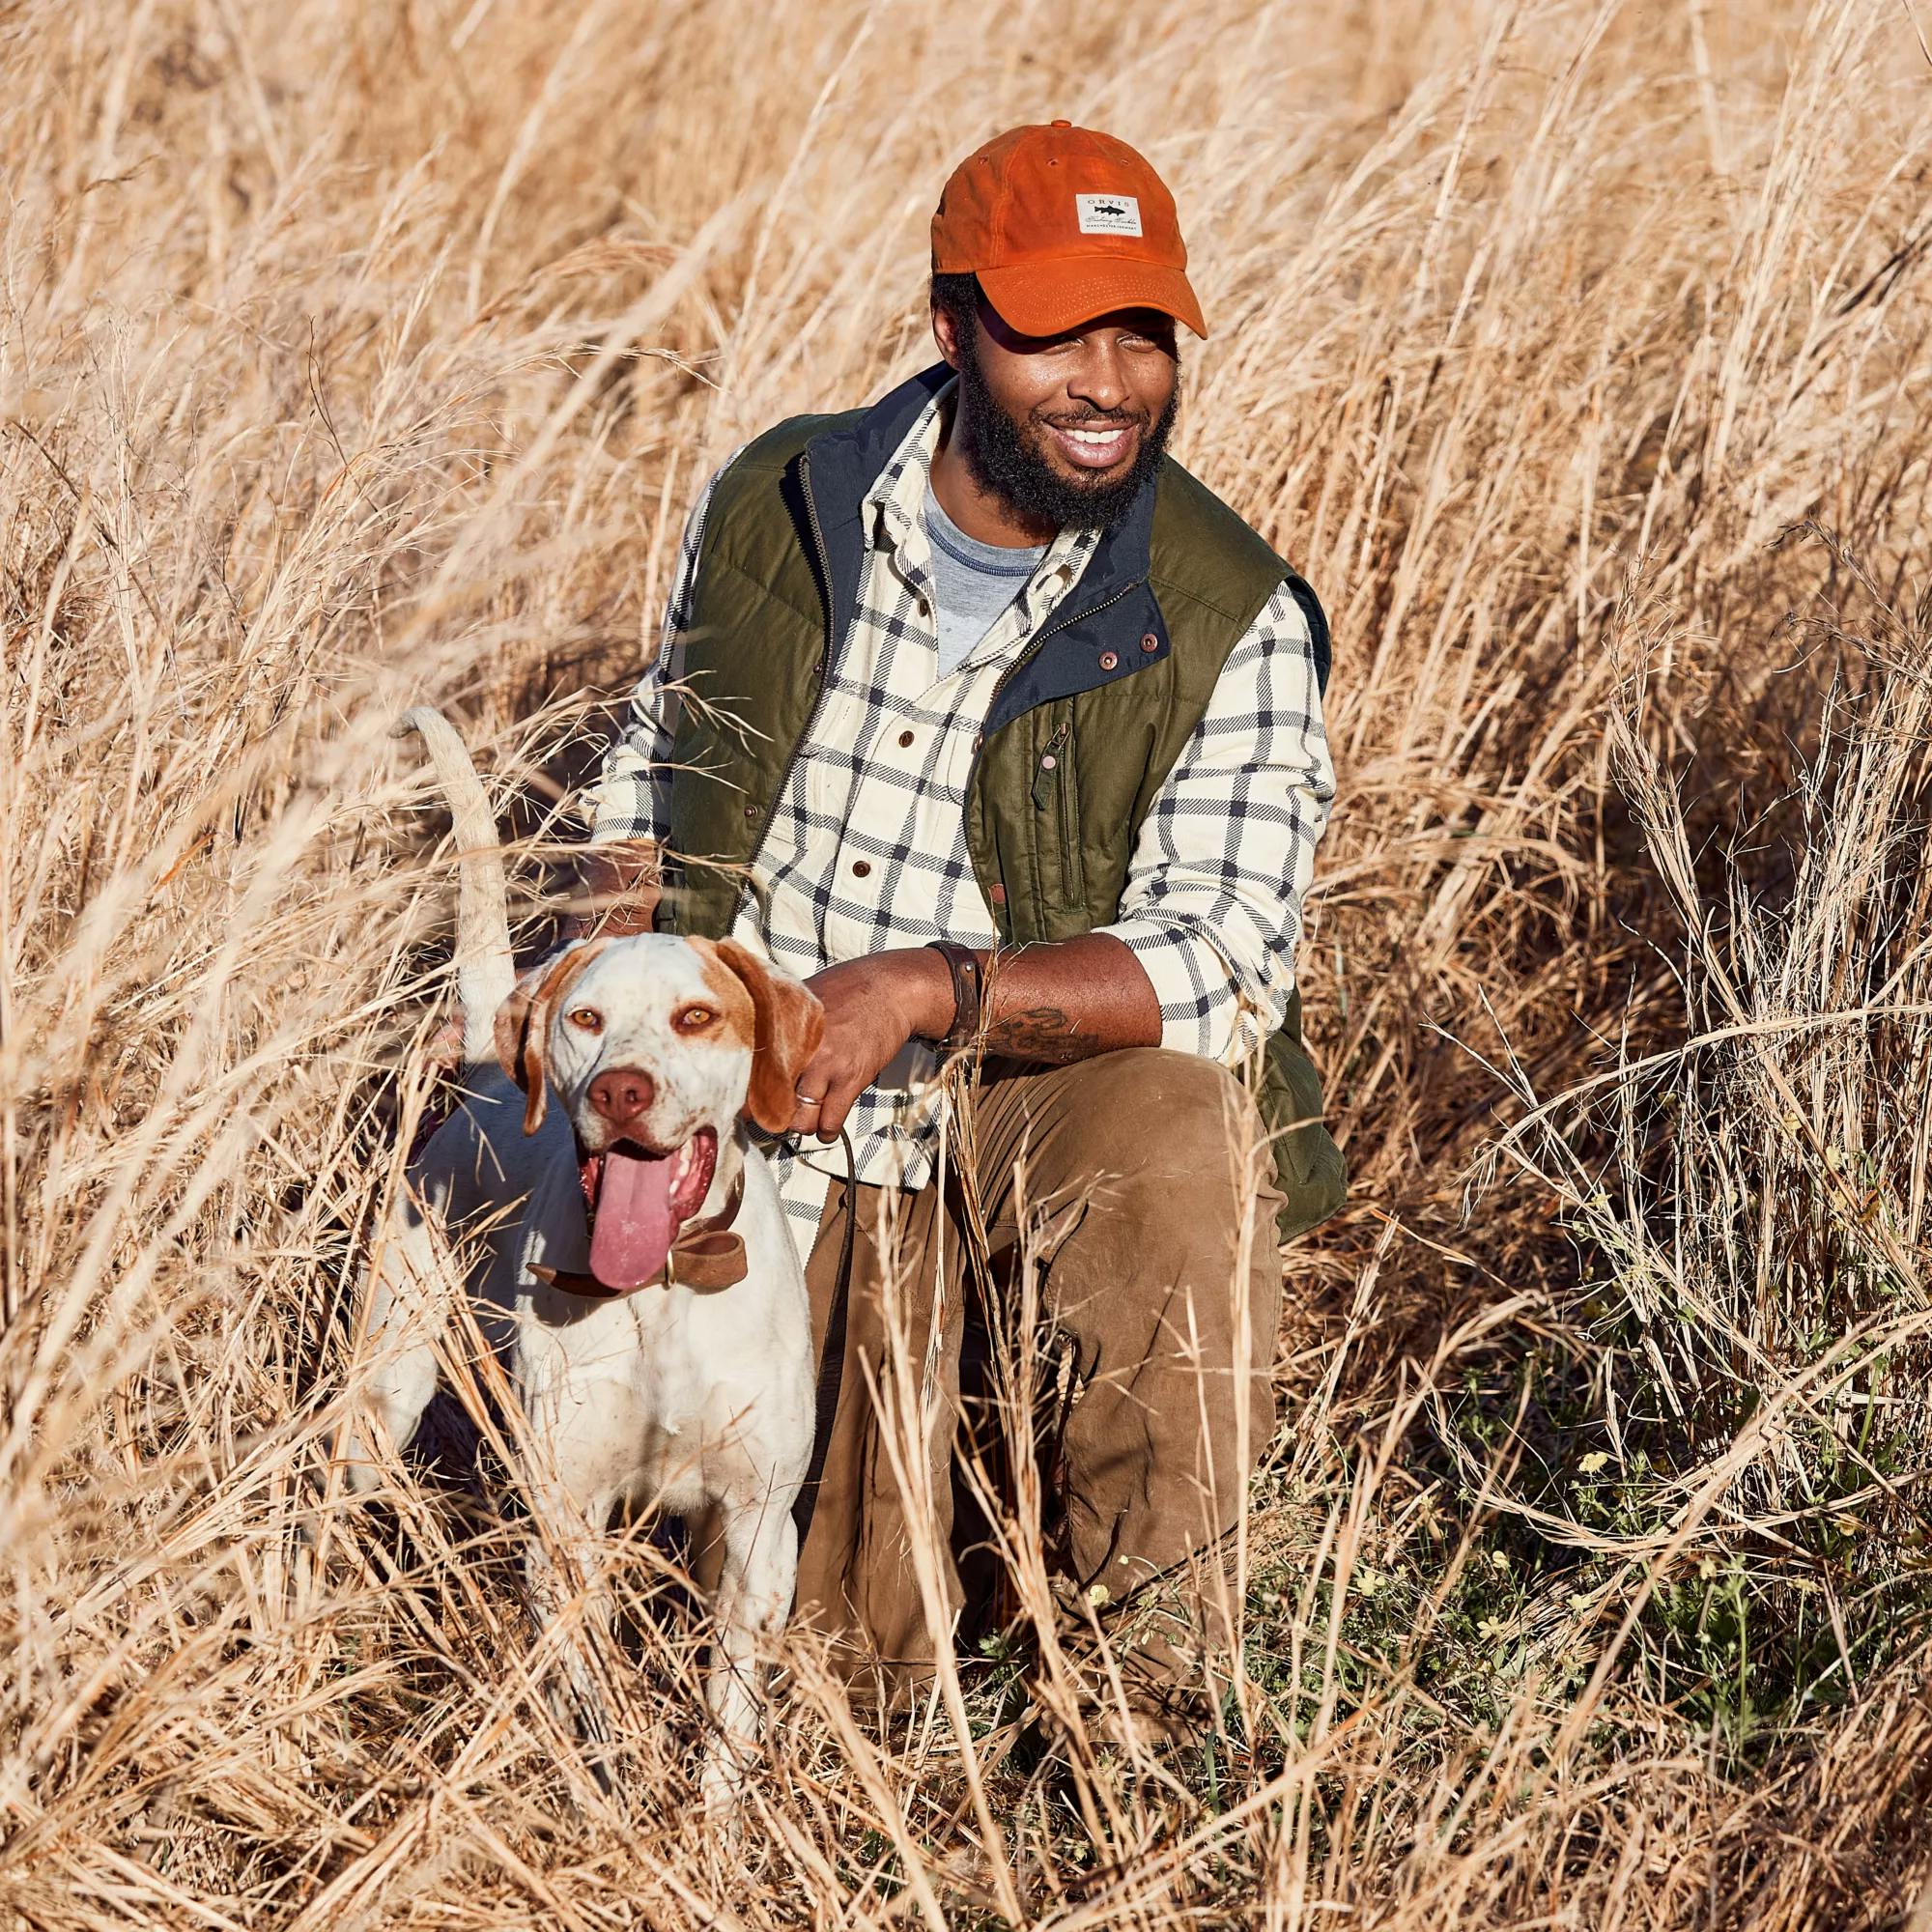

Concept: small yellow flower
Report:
left=1488, top=1548, right=1510, bottom=1572
left=1084, top=1582, right=1112, bottom=1608
left=1577, top=1451, right=1611, bottom=1476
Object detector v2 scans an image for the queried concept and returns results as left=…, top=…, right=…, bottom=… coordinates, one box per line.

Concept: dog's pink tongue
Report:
left=588, top=1150, right=677, bottom=1289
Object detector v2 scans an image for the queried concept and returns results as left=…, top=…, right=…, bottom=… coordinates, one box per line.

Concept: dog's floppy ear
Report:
left=493, top=940, right=609, bottom=1136
left=711, top=938, right=827, bottom=1134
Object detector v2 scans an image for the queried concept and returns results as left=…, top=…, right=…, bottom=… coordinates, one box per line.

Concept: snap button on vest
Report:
left=1098, top=650, right=1119, bottom=670
left=1141, top=632, right=1159, bottom=652
left=989, top=883, right=1007, bottom=905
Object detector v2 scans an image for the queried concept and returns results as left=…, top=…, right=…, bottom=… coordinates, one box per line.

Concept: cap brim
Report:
left=976, top=259, right=1208, bottom=339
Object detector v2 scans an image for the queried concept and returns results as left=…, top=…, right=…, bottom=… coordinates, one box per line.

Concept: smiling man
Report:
left=583, top=122, right=1344, bottom=1728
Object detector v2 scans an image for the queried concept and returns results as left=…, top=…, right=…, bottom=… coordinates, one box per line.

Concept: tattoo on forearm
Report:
left=980, top=1006, right=1102, bottom=1063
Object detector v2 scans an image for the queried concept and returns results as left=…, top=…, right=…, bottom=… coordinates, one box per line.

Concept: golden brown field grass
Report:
left=6, top=0, right=1932, bottom=1923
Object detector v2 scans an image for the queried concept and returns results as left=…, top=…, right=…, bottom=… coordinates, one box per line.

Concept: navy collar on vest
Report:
left=796, top=362, right=1167, bottom=728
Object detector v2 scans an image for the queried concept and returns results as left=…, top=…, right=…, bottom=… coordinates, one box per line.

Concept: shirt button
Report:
left=1040, top=753, right=1058, bottom=770
left=852, top=859, right=872, bottom=878
left=743, top=802, right=759, bottom=821
left=1141, top=632, right=1159, bottom=653
left=1098, top=650, right=1119, bottom=671
left=897, top=729, right=914, bottom=749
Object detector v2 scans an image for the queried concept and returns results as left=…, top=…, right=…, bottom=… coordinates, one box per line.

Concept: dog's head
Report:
left=494, top=935, right=823, bottom=1290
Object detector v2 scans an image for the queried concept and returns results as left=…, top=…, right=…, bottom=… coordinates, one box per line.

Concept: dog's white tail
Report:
left=395, top=706, right=517, bottom=1064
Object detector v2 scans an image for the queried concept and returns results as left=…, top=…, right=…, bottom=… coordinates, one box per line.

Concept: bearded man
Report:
left=580, top=122, right=1344, bottom=1726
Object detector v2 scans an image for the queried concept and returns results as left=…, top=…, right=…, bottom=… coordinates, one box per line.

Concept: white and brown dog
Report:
left=344, top=708, right=824, bottom=1805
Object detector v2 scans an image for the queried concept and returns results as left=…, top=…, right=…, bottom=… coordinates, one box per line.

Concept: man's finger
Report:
left=815, top=1075, right=863, bottom=1141
left=789, top=1087, right=825, bottom=1136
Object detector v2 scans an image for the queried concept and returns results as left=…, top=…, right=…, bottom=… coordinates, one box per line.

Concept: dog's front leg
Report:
left=700, top=1498, right=798, bottom=1811
left=520, top=1377, right=642, bottom=1780
left=524, top=1484, right=623, bottom=1777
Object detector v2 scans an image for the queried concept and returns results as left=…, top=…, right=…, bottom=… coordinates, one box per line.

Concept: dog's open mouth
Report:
left=577, top=1126, right=719, bottom=1290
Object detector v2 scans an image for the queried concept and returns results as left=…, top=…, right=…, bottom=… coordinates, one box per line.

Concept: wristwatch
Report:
left=925, top=941, right=985, bottom=1052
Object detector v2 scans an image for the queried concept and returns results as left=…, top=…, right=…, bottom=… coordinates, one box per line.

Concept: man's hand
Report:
left=791, top=951, right=953, bottom=1139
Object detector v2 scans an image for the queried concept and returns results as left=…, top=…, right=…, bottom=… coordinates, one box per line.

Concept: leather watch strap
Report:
left=925, top=940, right=985, bottom=1052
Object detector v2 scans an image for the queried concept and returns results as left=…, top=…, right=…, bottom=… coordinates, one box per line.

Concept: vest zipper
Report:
left=976, top=577, right=1145, bottom=789
left=982, top=581, right=1145, bottom=748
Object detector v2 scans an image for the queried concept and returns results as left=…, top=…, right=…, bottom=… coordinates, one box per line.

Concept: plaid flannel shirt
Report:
left=589, top=382, right=1334, bottom=1243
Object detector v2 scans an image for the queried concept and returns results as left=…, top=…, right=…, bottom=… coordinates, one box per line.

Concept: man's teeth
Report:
left=1065, top=426, right=1128, bottom=443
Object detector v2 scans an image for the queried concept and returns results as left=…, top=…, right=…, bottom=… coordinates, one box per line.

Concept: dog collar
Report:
left=529, top=1171, right=748, bottom=1298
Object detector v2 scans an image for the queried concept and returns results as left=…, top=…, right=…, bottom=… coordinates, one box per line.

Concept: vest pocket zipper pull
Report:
left=1032, top=722, right=1070, bottom=809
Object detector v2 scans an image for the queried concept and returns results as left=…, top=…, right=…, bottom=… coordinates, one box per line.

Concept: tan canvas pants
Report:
left=790, top=1047, right=1285, bottom=1700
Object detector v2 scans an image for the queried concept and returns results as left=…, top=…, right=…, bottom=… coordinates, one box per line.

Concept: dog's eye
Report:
left=673, top=1005, right=715, bottom=1032
left=566, top=1008, right=604, bottom=1033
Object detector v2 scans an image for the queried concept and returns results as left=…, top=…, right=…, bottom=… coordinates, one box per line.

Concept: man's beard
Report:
left=953, top=328, right=1179, bottom=534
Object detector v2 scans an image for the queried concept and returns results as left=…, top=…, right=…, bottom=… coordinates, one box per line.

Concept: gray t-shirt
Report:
left=922, top=490, right=1046, bottom=680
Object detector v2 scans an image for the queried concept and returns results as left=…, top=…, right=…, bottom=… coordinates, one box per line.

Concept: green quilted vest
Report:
left=660, top=365, right=1346, bottom=1239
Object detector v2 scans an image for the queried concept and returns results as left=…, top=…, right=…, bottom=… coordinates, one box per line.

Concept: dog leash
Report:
left=791, top=1126, right=857, bottom=1546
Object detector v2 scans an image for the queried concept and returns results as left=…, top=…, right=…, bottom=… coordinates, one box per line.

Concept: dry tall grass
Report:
left=5, top=0, right=1932, bottom=1923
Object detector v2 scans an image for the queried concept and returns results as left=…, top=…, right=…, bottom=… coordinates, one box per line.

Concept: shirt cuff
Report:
left=1097, top=916, right=1254, bottom=1064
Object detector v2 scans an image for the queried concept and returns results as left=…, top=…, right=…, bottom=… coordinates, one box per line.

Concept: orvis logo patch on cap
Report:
left=1075, top=193, right=1143, bottom=238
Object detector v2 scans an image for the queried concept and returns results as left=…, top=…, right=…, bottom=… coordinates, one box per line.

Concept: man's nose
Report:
left=1067, top=341, right=1129, bottom=413
left=587, top=1065, right=655, bottom=1128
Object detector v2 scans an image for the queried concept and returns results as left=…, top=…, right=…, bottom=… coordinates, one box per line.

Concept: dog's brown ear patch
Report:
left=494, top=981, right=536, bottom=1109
left=690, top=943, right=758, bottom=1051
left=711, top=938, right=826, bottom=1134
left=494, top=941, right=609, bottom=1136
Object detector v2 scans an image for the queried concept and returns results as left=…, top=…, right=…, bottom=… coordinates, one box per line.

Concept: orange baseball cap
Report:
left=931, top=121, right=1208, bottom=339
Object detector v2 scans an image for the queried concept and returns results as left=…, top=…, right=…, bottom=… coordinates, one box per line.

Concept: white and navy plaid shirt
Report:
left=589, top=381, right=1335, bottom=1245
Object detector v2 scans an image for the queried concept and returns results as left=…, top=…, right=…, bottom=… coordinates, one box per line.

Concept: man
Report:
left=580, top=122, right=1344, bottom=1717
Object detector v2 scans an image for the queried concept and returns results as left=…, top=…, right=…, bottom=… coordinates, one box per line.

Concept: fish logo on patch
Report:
left=1076, top=193, right=1143, bottom=237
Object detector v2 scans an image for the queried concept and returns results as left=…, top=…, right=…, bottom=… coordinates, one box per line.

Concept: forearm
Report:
left=896, top=931, right=1163, bottom=1063
left=794, top=933, right=1161, bottom=1139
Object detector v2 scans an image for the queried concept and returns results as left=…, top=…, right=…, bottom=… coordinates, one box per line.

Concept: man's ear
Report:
left=931, top=297, right=962, bottom=372
left=492, top=940, right=608, bottom=1136
left=711, top=938, right=826, bottom=1134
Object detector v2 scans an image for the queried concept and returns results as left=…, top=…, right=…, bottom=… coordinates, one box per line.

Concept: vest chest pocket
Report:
left=1029, top=716, right=1086, bottom=914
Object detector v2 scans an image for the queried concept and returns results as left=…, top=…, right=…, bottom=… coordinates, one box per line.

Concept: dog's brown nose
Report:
left=587, top=1065, right=655, bottom=1128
